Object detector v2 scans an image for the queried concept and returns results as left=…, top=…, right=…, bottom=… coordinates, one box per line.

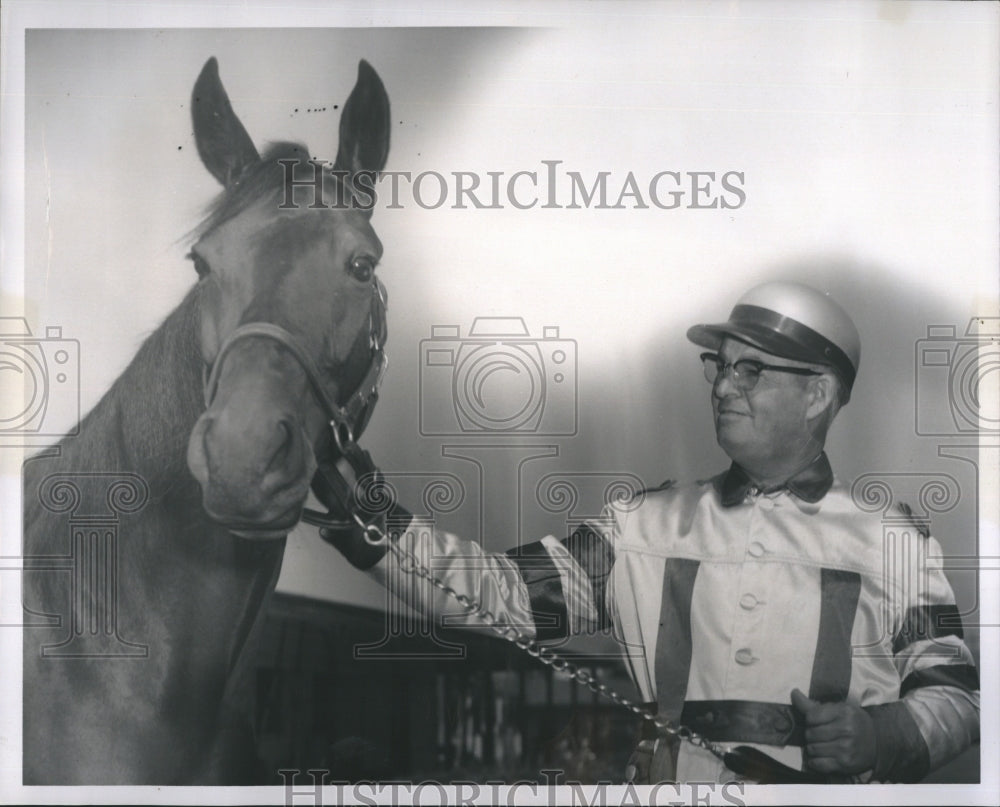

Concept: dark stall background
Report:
left=248, top=591, right=979, bottom=785
left=251, top=593, right=640, bottom=784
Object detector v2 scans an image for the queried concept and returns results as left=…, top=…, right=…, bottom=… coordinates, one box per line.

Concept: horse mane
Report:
left=32, top=283, right=204, bottom=479
left=111, top=284, right=206, bottom=477
left=191, top=141, right=310, bottom=239
left=22, top=283, right=208, bottom=569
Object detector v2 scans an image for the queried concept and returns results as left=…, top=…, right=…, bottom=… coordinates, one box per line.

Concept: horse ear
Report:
left=333, top=60, right=390, bottom=176
left=192, top=58, right=260, bottom=188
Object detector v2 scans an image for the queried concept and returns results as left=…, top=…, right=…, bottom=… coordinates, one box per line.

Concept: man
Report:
left=322, top=281, right=980, bottom=783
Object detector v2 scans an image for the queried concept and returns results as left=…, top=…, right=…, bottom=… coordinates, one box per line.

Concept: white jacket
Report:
left=368, top=454, right=979, bottom=782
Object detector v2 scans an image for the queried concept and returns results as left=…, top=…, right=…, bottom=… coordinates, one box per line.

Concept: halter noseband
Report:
left=202, top=279, right=388, bottom=531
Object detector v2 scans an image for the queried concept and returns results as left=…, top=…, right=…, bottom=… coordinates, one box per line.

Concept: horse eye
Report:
left=187, top=252, right=211, bottom=279
left=348, top=255, right=375, bottom=283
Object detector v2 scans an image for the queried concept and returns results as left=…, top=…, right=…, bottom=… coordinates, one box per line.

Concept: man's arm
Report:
left=324, top=502, right=616, bottom=642
left=862, top=542, right=980, bottom=783
left=790, top=532, right=979, bottom=783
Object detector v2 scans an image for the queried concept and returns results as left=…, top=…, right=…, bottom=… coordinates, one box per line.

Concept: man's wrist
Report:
left=319, top=503, right=412, bottom=570
left=862, top=701, right=930, bottom=782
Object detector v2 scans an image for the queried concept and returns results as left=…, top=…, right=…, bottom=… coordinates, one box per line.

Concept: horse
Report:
left=22, top=56, right=391, bottom=785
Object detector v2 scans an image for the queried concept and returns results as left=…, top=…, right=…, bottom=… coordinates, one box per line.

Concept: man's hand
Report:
left=790, top=688, right=877, bottom=775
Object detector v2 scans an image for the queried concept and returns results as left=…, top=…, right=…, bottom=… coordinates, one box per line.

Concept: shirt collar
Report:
left=714, top=452, right=834, bottom=507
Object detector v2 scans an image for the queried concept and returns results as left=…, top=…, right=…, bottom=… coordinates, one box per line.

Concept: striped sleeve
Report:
left=368, top=516, right=615, bottom=641
left=369, top=518, right=536, bottom=633
left=866, top=533, right=980, bottom=782
left=505, top=522, right=616, bottom=640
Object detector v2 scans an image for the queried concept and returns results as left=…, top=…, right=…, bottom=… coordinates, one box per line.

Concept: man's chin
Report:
left=715, top=414, right=748, bottom=436
left=715, top=425, right=752, bottom=460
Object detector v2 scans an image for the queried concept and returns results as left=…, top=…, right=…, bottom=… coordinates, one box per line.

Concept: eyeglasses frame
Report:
left=700, top=351, right=823, bottom=391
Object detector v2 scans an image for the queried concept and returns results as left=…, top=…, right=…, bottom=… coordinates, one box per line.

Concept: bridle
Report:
left=201, top=278, right=389, bottom=532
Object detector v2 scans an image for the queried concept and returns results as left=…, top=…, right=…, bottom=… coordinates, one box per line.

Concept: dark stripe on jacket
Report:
left=561, top=522, right=616, bottom=630
left=809, top=568, right=862, bottom=702
left=900, top=663, right=979, bottom=697
left=892, top=604, right=965, bottom=655
left=505, top=540, right=568, bottom=641
left=654, top=557, right=700, bottom=721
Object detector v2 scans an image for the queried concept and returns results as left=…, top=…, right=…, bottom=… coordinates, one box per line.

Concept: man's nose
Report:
left=713, top=368, right=741, bottom=398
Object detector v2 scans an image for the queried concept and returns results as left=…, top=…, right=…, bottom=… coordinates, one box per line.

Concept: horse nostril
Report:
left=186, top=415, right=215, bottom=484
left=201, top=417, right=227, bottom=469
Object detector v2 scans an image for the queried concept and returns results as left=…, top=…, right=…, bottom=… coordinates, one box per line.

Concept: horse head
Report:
left=185, top=58, right=390, bottom=538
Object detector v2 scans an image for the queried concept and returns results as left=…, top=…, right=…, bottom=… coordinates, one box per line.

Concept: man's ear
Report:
left=805, top=372, right=839, bottom=421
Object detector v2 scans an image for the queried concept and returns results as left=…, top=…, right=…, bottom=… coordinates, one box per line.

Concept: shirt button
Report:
left=758, top=497, right=775, bottom=511
left=747, top=541, right=766, bottom=558
left=734, top=648, right=757, bottom=665
left=739, top=593, right=760, bottom=610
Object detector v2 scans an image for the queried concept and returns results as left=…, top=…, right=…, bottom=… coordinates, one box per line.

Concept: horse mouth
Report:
left=228, top=526, right=295, bottom=540
left=202, top=501, right=305, bottom=540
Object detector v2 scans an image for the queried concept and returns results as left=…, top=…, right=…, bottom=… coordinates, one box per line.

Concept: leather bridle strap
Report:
left=202, top=279, right=388, bottom=531
left=204, top=321, right=342, bottom=415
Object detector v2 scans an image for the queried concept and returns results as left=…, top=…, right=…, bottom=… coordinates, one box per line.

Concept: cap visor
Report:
left=686, top=322, right=825, bottom=365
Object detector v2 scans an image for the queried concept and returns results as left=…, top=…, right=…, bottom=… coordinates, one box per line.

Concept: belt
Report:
left=641, top=700, right=806, bottom=747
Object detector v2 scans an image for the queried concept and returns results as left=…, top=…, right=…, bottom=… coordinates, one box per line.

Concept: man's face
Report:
left=711, top=338, right=818, bottom=471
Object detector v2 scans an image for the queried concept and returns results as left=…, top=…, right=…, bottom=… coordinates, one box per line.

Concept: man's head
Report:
left=687, top=281, right=860, bottom=482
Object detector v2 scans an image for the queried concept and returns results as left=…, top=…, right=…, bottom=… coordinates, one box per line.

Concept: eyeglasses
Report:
left=700, top=352, right=822, bottom=392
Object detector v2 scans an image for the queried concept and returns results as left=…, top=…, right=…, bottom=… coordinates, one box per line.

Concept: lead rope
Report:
left=354, top=513, right=730, bottom=770
left=312, top=451, right=839, bottom=782
left=360, top=518, right=843, bottom=784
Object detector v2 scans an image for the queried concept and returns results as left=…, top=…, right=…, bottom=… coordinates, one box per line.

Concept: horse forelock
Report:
left=191, top=142, right=369, bottom=244
left=190, top=142, right=308, bottom=241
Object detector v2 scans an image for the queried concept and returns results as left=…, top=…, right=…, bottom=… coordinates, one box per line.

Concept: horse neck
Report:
left=54, top=285, right=206, bottom=492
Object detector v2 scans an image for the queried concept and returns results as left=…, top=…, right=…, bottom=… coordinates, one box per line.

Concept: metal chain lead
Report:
left=361, top=526, right=729, bottom=763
